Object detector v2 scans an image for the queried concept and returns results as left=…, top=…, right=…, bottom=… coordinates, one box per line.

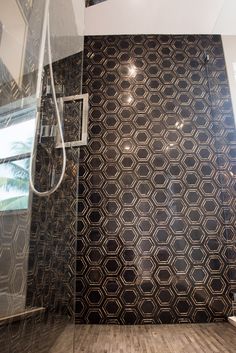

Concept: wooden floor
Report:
left=75, top=323, right=236, bottom=353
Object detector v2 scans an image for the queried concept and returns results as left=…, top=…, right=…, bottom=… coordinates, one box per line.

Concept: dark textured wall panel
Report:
left=76, top=35, right=236, bottom=324
left=27, top=51, right=83, bottom=320
left=0, top=212, right=30, bottom=296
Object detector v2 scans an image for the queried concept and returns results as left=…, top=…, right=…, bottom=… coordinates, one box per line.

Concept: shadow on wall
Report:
left=86, top=0, right=108, bottom=7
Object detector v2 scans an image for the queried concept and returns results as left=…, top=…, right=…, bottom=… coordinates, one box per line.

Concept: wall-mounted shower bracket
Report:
left=46, top=82, right=64, bottom=97
left=40, top=124, right=57, bottom=143
left=56, top=93, right=89, bottom=148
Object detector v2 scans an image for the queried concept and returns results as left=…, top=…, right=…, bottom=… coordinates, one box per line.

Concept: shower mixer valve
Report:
left=46, top=79, right=64, bottom=97
left=40, top=124, right=57, bottom=142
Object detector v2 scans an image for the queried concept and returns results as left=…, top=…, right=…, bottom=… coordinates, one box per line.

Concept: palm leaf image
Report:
left=0, top=176, right=29, bottom=192
left=0, top=195, right=28, bottom=211
left=11, top=140, right=31, bottom=155
left=8, top=162, right=29, bottom=181
left=0, top=138, right=32, bottom=211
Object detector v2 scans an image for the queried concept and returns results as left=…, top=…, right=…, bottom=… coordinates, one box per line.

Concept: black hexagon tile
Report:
left=77, top=35, right=236, bottom=325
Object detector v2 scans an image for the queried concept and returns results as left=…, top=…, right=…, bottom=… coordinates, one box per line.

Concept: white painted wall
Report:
left=222, top=36, right=236, bottom=120
left=214, top=0, right=236, bottom=34
left=0, top=0, right=28, bottom=87
left=85, top=0, right=236, bottom=35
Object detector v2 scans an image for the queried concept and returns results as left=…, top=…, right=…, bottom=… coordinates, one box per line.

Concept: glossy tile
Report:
left=77, top=35, right=236, bottom=324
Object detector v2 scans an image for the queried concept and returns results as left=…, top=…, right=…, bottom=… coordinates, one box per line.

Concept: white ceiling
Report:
left=85, top=0, right=236, bottom=35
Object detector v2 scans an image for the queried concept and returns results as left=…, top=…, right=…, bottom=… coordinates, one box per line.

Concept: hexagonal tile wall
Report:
left=77, top=35, right=236, bottom=324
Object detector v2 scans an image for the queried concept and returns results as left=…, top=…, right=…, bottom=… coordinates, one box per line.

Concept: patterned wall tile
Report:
left=27, top=51, right=83, bottom=317
left=76, top=35, right=236, bottom=324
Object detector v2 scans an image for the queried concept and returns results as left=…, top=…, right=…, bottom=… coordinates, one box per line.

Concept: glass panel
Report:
left=0, top=0, right=28, bottom=87
left=0, top=118, right=34, bottom=159
left=0, top=1, right=85, bottom=353
left=0, top=158, right=30, bottom=211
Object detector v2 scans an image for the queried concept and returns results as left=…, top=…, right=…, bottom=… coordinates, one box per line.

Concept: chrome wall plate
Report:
left=56, top=93, right=89, bottom=148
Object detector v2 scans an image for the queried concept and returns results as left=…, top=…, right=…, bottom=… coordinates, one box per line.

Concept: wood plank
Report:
left=75, top=323, right=236, bottom=353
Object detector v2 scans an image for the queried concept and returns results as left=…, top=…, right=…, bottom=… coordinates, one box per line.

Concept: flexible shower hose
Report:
left=29, top=10, right=66, bottom=197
